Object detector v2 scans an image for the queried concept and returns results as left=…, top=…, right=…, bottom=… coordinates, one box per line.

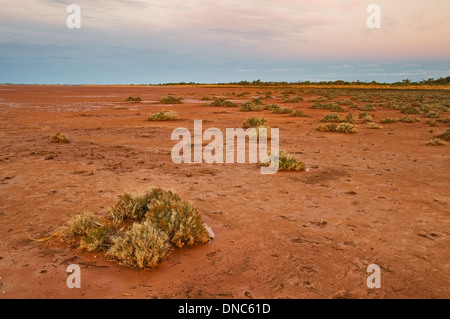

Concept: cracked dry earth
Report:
left=0, top=85, right=449, bottom=299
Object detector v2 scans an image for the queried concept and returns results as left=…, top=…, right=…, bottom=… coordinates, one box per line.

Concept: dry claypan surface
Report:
left=0, top=84, right=449, bottom=299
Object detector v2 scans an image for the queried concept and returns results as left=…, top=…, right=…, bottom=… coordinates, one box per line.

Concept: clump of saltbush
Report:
left=106, top=222, right=171, bottom=269
left=64, top=211, right=103, bottom=237
left=263, top=104, right=280, bottom=111
left=237, top=91, right=250, bottom=97
left=358, top=112, right=374, bottom=122
left=126, top=96, right=141, bottom=102
left=426, top=138, right=446, bottom=146
left=380, top=117, right=399, bottom=124
left=243, top=116, right=271, bottom=139
left=272, top=107, right=294, bottom=114
left=367, top=123, right=383, bottom=129
left=311, top=102, right=346, bottom=112
left=345, top=113, right=355, bottom=123
left=425, top=111, right=442, bottom=118
left=337, top=99, right=356, bottom=107
left=260, top=150, right=305, bottom=172
left=317, top=123, right=357, bottom=133
left=437, top=117, right=450, bottom=123
left=400, top=105, right=419, bottom=114
left=435, top=128, right=450, bottom=141
left=160, top=95, right=183, bottom=104
left=59, top=188, right=211, bottom=269
left=147, top=111, right=180, bottom=121
left=239, top=101, right=264, bottom=112
left=209, top=97, right=237, bottom=107
left=50, top=133, right=69, bottom=143
left=282, top=96, right=303, bottom=103
left=426, top=119, right=437, bottom=127
left=320, top=113, right=341, bottom=123
left=289, top=110, right=309, bottom=117
left=399, top=116, right=420, bottom=123
left=143, top=189, right=210, bottom=248
left=358, top=104, right=377, bottom=112
left=243, top=116, right=267, bottom=128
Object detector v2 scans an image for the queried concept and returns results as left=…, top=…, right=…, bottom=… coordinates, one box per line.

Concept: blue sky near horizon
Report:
left=1, top=0, right=449, bottom=84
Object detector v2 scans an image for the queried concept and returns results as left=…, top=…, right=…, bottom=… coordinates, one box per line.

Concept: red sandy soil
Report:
left=0, top=85, right=448, bottom=299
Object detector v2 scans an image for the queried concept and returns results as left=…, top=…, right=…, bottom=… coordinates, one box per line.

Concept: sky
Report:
left=0, top=0, right=449, bottom=84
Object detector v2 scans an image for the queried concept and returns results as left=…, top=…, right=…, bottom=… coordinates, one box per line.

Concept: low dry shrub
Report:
left=320, top=113, right=341, bottom=123
left=61, top=188, right=211, bottom=269
left=243, top=116, right=267, bottom=128
left=239, top=101, right=264, bottom=112
left=380, top=117, right=399, bottom=124
left=282, top=96, right=303, bottom=103
left=426, top=138, right=446, bottom=146
left=311, top=102, right=346, bottom=112
left=209, top=97, right=237, bottom=107
left=317, top=123, right=357, bottom=133
left=435, top=128, right=450, bottom=141
left=399, top=116, right=420, bottom=123
left=63, top=211, right=103, bottom=237
left=147, top=111, right=180, bottom=121
left=358, top=104, right=377, bottom=112
left=289, top=110, right=309, bottom=117
left=437, top=117, right=450, bottom=123
left=160, top=95, right=183, bottom=104
left=106, top=221, right=171, bottom=269
left=400, top=105, right=419, bottom=114
left=263, top=104, right=280, bottom=111
left=272, top=107, right=294, bottom=114
left=243, top=117, right=271, bottom=139
left=359, top=112, right=374, bottom=122
left=50, top=133, right=69, bottom=143
left=126, top=96, right=141, bottom=102
left=345, top=113, right=355, bottom=123
left=367, top=123, right=383, bottom=129
left=260, top=150, right=305, bottom=172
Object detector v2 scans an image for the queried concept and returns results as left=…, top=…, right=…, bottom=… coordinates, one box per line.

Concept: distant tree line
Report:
left=153, top=77, right=449, bottom=86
